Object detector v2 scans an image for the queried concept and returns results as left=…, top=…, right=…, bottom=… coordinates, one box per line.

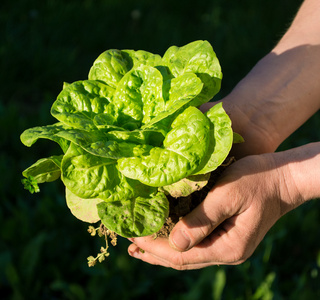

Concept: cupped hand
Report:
left=127, top=153, right=294, bottom=270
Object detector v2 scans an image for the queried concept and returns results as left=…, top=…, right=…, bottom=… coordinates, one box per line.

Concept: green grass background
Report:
left=1, top=0, right=320, bottom=299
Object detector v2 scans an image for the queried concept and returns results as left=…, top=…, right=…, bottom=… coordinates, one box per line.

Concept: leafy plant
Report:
left=21, top=40, right=239, bottom=242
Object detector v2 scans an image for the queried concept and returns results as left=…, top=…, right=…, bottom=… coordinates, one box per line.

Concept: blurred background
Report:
left=1, top=0, right=320, bottom=299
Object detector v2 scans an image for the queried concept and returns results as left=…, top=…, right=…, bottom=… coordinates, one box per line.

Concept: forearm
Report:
left=215, top=0, right=320, bottom=155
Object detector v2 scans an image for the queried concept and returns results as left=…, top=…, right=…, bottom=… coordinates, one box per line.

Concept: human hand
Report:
left=127, top=152, right=300, bottom=270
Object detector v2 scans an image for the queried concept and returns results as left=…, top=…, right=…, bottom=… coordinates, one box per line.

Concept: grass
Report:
left=1, top=0, right=319, bottom=299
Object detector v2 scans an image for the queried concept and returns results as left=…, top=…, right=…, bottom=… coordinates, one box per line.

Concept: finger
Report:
left=128, top=235, right=178, bottom=262
left=127, top=220, right=247, bottom=270
left=168, top=186, right=239, bottom=252
left=128, top=242, right=216, bottom=270
left=128, top=242, right=173, bottom=268
left=128, top=237, right=215, bottom=270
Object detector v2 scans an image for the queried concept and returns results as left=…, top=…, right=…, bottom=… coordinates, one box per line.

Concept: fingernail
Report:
left=129, top=249, right=141, bottom=259
left=170, top=229, right=191, bottom=251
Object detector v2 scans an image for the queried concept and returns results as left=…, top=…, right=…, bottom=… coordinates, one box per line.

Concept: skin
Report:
left=128, top=0, right=320, bottom=270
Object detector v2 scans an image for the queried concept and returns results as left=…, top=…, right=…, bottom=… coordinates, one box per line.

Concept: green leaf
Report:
left=88, top=49, right=162, bottom=88
left=93, top=111, right=118, bottom=129
left=117, top=106, right=210, bottom=186
left=22, top=155, right=62, bottom=183
left=97, top=191, right=169, bottom=237
left=65, top=188, right=103, bottom=223
left=61, top=143, right=155, bottom=201
left=105, top=128, right=165, bottom=147
left=191, top=72, right=221, bottom=107
left=20, top=123, right=70, bottom=153
left=111, top=66, right=164, bottom=126
left=162, top=40, right=222, bottom=106
left=122, top=49, right=162, bottom=68
left=141, top=73, right=203, bottom=130
left=161, top=173, right=210, bottom=198
left=88, top=49, right=134, bottom=88
left=233, top=132, right=245, bottom=143
left=56, top=128, right=152, bottom=159
left=61, top=143, right=120, bottom=199
left=194, top=102, right=233, bottom=174
left=51, top=80, right=115, bottom=130
left=163, top=73, right=203, bottom=108
left=162, top=40, right=222, bottom=79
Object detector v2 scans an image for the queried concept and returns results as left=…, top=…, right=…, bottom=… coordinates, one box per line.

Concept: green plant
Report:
left=20, top=40, right=240, bottom=249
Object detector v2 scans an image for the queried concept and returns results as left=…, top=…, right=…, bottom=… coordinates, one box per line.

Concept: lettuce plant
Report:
left=21, top=40, right=239, bottom=240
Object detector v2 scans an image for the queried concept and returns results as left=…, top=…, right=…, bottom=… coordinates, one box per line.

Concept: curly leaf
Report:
left=105, top=128, right=165, bottom=147
left=56, top=128, right=152, bottom=159
left=88, top=49, right=133, bottom=88
left=142, top=73, right=203, bottom=130
left=61, top=143, right=155, bottom=201
left=162, top=40, right=222, bottom=106
left=112, top=66, right=164, bottom=126
left=195, top=102, right=233, bottom=174
left=61, top=143, right=120, bottom=199
left=118, top=106, right=210, bottom=186
left=20, top=123, right=70, bottom=153
left=163, top=73, right=203, bottom=108
left=122, top=49, right=162, bottom=68
left=51, top=80, right=115, bottom=130
left=88, top=49, right=161, bottom=88
left=97, top=191, right=169, bottom=238
left=22, top=155, right=62, bottom=184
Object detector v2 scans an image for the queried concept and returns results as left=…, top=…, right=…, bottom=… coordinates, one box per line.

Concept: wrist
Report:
left=284, top=142, right=320, bottom=202
left=220, top=85, right=282, bottom=157
left=271, top=142, right=320, bottom=215
left=201, top=93, right=280, bottom=158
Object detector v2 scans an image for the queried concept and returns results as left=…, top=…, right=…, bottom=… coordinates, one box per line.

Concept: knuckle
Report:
left=185, top=213, right=214, bottom=242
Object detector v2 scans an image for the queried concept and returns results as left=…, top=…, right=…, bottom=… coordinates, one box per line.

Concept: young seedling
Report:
left=21, top=40, right=243, bottom=265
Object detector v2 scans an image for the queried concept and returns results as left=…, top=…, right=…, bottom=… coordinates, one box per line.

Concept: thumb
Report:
left=168, top=189, right=234, bottom=252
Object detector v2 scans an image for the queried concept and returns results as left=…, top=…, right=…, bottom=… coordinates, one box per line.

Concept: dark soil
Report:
left=156, top=157, right=234, bottom=238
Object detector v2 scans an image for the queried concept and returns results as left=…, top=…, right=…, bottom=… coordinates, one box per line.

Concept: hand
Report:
left=127, top=152, right=297, bottom=270
left=127, top=0, right=320, bottom=269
